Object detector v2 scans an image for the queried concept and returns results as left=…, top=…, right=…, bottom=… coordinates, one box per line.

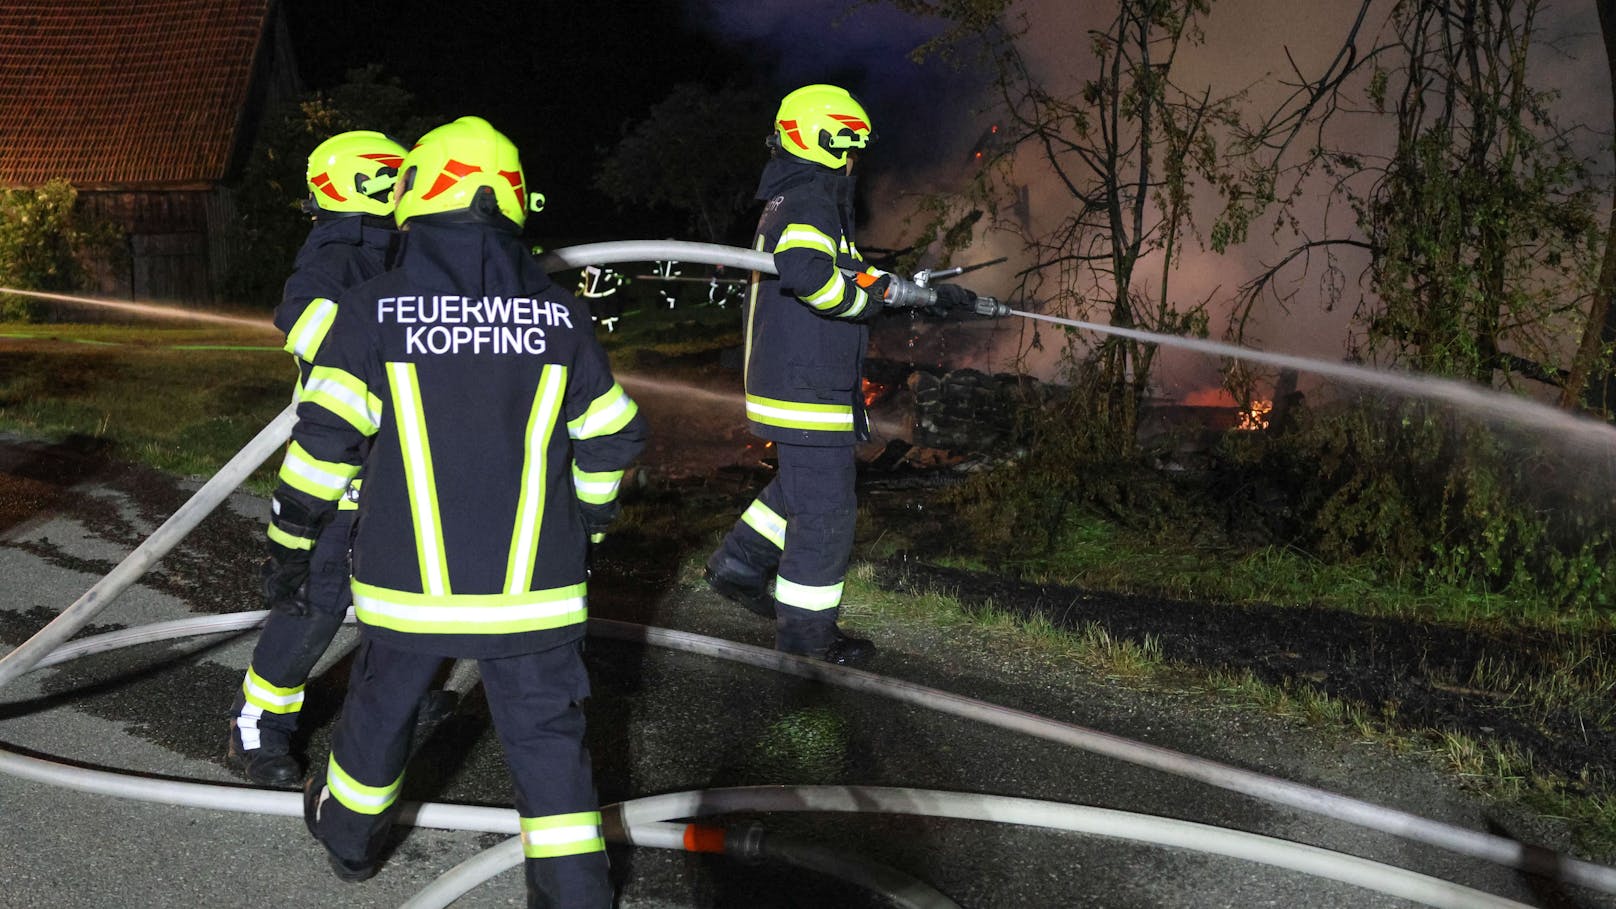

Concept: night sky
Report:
left=279, top=1, right=972, bottom=243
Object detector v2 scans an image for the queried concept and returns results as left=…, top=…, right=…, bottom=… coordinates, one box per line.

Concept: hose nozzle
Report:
left=972, top=296, right=1010, bottom=318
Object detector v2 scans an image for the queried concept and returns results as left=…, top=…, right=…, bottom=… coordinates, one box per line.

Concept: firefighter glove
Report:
left=579, top=498, right=621, bottom=537
left=260, top=539, right=313, bottom=617
left=261, top=493, right=325, bottom=616
left=855, top=275, right=889, bottom=319
left=932, top=283, right=977, bottom=311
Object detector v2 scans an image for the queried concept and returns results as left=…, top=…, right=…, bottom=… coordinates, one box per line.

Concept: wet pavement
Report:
left=0, top=434, right=1610, bottom=908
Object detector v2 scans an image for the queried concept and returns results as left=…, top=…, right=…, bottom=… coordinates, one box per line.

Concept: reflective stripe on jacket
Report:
left=742, top=156, right=881, bottom=447
left=269, top=222, right=647, bottom=659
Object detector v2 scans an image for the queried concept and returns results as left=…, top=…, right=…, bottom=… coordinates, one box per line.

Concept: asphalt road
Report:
left=0, top=433, right=1611, bottom=908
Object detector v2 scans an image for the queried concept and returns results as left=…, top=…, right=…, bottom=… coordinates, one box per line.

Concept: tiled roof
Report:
left=0, top=0, right=272, bottom=189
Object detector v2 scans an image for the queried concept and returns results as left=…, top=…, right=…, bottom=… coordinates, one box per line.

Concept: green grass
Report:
left=948, top=511, right=1611, bottom=636
left=0, top=324, right=293, bottom=490
left=597, top=300, right=742, bottom=356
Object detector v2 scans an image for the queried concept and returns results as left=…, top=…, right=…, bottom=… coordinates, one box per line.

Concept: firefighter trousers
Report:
left=232, top=508, right=356, bottom=748
left=313, top=636, right=610, bottom=908
left=714, top=442, right=857, bottom=653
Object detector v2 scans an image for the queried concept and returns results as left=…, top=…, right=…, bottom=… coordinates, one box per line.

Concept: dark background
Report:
left=279, top=1, right=984, bottom=243
left=283, top=2, right=754, bottom=240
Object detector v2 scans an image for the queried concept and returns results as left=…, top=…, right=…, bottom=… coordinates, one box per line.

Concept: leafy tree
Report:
left=905, top=1, right=1611, bottom=607
left=221, top=65, right=434, bottom=306
left=1234, top=0, right=1599, bottom=390
left=1358, top=0, right=1599, bottom=385
left=0, top=179, right=123, bottom=321
left=594, top=83, right=772, bottom=244
left=1212, top=0, right=1612, bottom=603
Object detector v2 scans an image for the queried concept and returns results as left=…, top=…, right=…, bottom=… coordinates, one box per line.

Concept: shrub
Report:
left=0, top=180, right=122, bottom=321
left=946, top=362, right=1207, bottom=556
left=1217, top=399, right=1616, bottom=609
left=948, top=376, right=1615, bottom=611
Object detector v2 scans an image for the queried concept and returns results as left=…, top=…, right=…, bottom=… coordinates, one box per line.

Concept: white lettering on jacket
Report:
left=378, top=294, right=573, bottom=357
left=405, top=325, right=548, bottom=356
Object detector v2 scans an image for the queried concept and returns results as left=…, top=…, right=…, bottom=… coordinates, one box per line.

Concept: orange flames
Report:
left=1237, top=400, right=1273, bottom=431
left=861, top=378, right=889, bottom=407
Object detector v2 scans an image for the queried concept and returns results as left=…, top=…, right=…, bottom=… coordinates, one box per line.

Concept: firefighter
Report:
left=227, top=130, right=406, bottom=787
left=703, top=84, right=973, bottom=665
left=263, top=116, right=644, bottom=905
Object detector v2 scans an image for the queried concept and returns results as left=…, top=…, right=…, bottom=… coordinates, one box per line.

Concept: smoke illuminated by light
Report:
left=688, top=1, right=1613, bottom=409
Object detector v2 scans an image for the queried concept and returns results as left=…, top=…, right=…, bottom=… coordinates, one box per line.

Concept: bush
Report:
left=0, top=294, right=44, bottom=322
left=947, top=377, right=1615, bottom=611
left=0, top=180, right=122, bottom=321
left=946, top=362, right=1208, bottom=557
left=1217, top=399, right=1616, bottom=609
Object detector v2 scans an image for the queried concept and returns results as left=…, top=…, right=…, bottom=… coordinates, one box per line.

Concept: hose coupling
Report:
left=724, top=821, right=769, bottom=863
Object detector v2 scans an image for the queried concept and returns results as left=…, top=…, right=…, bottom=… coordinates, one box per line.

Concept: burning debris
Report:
left=1237, top=400, right=1273, bottom=431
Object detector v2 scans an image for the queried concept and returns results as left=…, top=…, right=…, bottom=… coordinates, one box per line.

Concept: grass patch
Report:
left=845, top=556, right=1616, bottom=860
left=0, top=325, right=292, bottom=490
left=597, top=303, right=741, bottom=364
left=1205, top=667, right=1378, bottom=738
left=953, top=511, right=1611, bottom=637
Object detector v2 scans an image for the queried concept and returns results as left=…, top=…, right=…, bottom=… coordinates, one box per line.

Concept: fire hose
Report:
left=536, top=241, right=1011, bottom=318
left=0, top=240, right=1610, bottom=907
left=0, top=613, right=1543, bottom=909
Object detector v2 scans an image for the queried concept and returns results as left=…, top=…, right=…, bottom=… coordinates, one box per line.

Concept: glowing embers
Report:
left=861, top=378, right=890, bottom=407
left=1236, top=399, right=1273, bottom=431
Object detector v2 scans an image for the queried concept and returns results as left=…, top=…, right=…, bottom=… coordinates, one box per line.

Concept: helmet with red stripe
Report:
left=304, top=130, right=406, bottom=218
left=394, top=116, right=536, bottom=231
left=772, top=84, right=874, bottom=170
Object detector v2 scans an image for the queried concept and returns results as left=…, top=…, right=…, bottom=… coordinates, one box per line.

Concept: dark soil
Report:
left=853, top=474, right=1616, bottom=802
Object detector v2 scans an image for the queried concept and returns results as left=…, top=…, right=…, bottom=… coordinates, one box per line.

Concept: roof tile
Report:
left=0, top=0, right=272, bottom=188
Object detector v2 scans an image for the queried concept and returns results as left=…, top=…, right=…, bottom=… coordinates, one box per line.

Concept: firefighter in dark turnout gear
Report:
left=705, top=84, right=901, bottom=665
left=264, top=117, right=644, bottom=906
left=227, top=130, right=406, bottom=787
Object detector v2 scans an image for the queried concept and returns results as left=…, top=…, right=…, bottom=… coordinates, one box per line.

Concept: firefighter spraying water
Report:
left=701, top=84, right=1011, bottom=668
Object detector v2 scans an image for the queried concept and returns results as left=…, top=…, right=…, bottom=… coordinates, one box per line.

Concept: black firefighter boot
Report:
left=703, top=550, right=776, bottom=619
left=303, top=775, right=380, bottom=883
left=820, top=627, right=876, bottom=666
left=777, top=619, right=876, bottom=668
left=229, top=607, right=347, bottom=787
left=227, top=711, right=301, bottom=787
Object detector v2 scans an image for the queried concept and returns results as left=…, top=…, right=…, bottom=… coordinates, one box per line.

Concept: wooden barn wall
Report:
left=78, top=189, right=227, bottom=305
